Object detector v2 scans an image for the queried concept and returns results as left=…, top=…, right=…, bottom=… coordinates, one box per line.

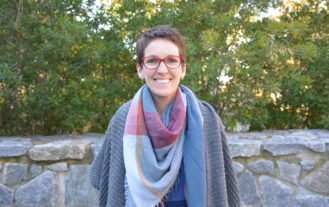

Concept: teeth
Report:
left=155, top=79, right=170, bottom=83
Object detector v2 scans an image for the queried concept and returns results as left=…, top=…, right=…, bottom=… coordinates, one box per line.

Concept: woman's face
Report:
left=137, top=38, right=186, bottom=104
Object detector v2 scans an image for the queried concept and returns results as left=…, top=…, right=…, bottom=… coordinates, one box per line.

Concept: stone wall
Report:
left=0, top=129, right=328, bottom=207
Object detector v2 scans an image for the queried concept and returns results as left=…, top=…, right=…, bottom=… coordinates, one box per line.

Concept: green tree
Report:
left=0, top=0, right=138, bottom=135
left=1, top=0, right=328, bottom=135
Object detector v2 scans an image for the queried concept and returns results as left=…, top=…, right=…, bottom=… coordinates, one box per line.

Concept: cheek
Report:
left=175, top=70, right=184, bottom=80
left=142, top=70, right=153, bottom=80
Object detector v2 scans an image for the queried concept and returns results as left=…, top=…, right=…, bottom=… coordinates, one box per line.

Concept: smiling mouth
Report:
left=155, top=79, right=170, bottom=83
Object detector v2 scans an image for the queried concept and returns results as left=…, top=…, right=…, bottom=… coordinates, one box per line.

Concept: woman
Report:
left=90, top=25, right=240, bottom=207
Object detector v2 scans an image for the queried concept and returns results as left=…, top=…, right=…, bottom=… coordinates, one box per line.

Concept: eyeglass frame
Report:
left=141, top=55, right=184, bottom=69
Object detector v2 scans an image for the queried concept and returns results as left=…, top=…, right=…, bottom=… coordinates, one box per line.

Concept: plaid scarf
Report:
left=123, top=85, right=206, bottom=207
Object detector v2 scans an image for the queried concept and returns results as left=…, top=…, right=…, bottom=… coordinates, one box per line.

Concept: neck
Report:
left=150, top=88, right=179, bottom=116
left=153, top=98, right=171, bottom=116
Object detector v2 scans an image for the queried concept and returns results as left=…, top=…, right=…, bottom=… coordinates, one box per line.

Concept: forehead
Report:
left=144, top=38, right=179, bottom=57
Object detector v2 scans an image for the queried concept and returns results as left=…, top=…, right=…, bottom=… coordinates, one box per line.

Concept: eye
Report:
left=167, top=57, right=179, bottom=63
left=145, top=58, right=158, bottom=64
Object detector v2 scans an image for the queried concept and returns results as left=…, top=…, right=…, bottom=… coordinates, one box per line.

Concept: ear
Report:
left=136, top=63, right=144, bottom=80
left=181, top=63, right=186, bottom=80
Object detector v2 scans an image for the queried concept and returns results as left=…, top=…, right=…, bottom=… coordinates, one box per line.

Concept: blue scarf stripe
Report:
left=180, top=85, right=206, bottom=207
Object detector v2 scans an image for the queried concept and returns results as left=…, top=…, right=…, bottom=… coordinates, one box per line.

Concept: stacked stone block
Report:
left=0, top=135, right=101, bottom=207
left=229, top=129, right=329, bottom=207
left=0, top=130, right=329, bottom=207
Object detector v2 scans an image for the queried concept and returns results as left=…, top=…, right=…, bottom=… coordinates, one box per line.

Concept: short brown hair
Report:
left=136, top=25, right=186, bottom=65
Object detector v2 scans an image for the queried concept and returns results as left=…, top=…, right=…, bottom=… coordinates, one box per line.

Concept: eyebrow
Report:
left=144, top=54, right=179, bottom=57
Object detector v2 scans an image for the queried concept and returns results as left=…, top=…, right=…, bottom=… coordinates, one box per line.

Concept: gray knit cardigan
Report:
left=89, top=100, right=240, bottom=207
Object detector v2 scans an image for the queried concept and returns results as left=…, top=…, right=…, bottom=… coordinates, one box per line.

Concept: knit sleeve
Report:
left=199, top=100, right=240, bottom=207
left=89, top=119, right=114, bottom=190
left=89, top=101, right=131, bottom=191
left=217, top=116, right=241, bottom=207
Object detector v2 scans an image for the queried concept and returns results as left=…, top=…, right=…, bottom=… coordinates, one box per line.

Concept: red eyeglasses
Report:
left=141, top=56, right=184, bottom=69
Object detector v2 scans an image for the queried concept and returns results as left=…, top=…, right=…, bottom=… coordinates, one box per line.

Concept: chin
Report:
left=149, top=87, right=177, bottom=101
left=153, top=90, right=175, bottom=98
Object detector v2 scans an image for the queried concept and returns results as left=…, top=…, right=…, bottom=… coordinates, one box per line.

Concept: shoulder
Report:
left=197, top=100, right=225, bottom=130
left=104, top=100, right=132, bottom=137
left=197, top=100, right=220, bottom=120
left=198, top=100, right=216, bottom=114
left=114, top=100, right=132, bottom=118
left=109, top=100, right=132, bottom=123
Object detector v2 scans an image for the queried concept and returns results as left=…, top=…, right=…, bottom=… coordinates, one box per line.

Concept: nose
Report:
left=157, top=61, right=168, bottom=73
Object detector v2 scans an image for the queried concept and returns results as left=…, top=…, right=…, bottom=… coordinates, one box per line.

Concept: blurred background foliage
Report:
left=0, top=0, right=328, bottom=135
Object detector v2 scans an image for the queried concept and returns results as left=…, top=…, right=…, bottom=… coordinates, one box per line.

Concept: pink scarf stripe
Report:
left=145, top=111, right=180, bottom=149
left=146, top=90, right=186, bottom=149
left=124, top=99, right=149, bottom=136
